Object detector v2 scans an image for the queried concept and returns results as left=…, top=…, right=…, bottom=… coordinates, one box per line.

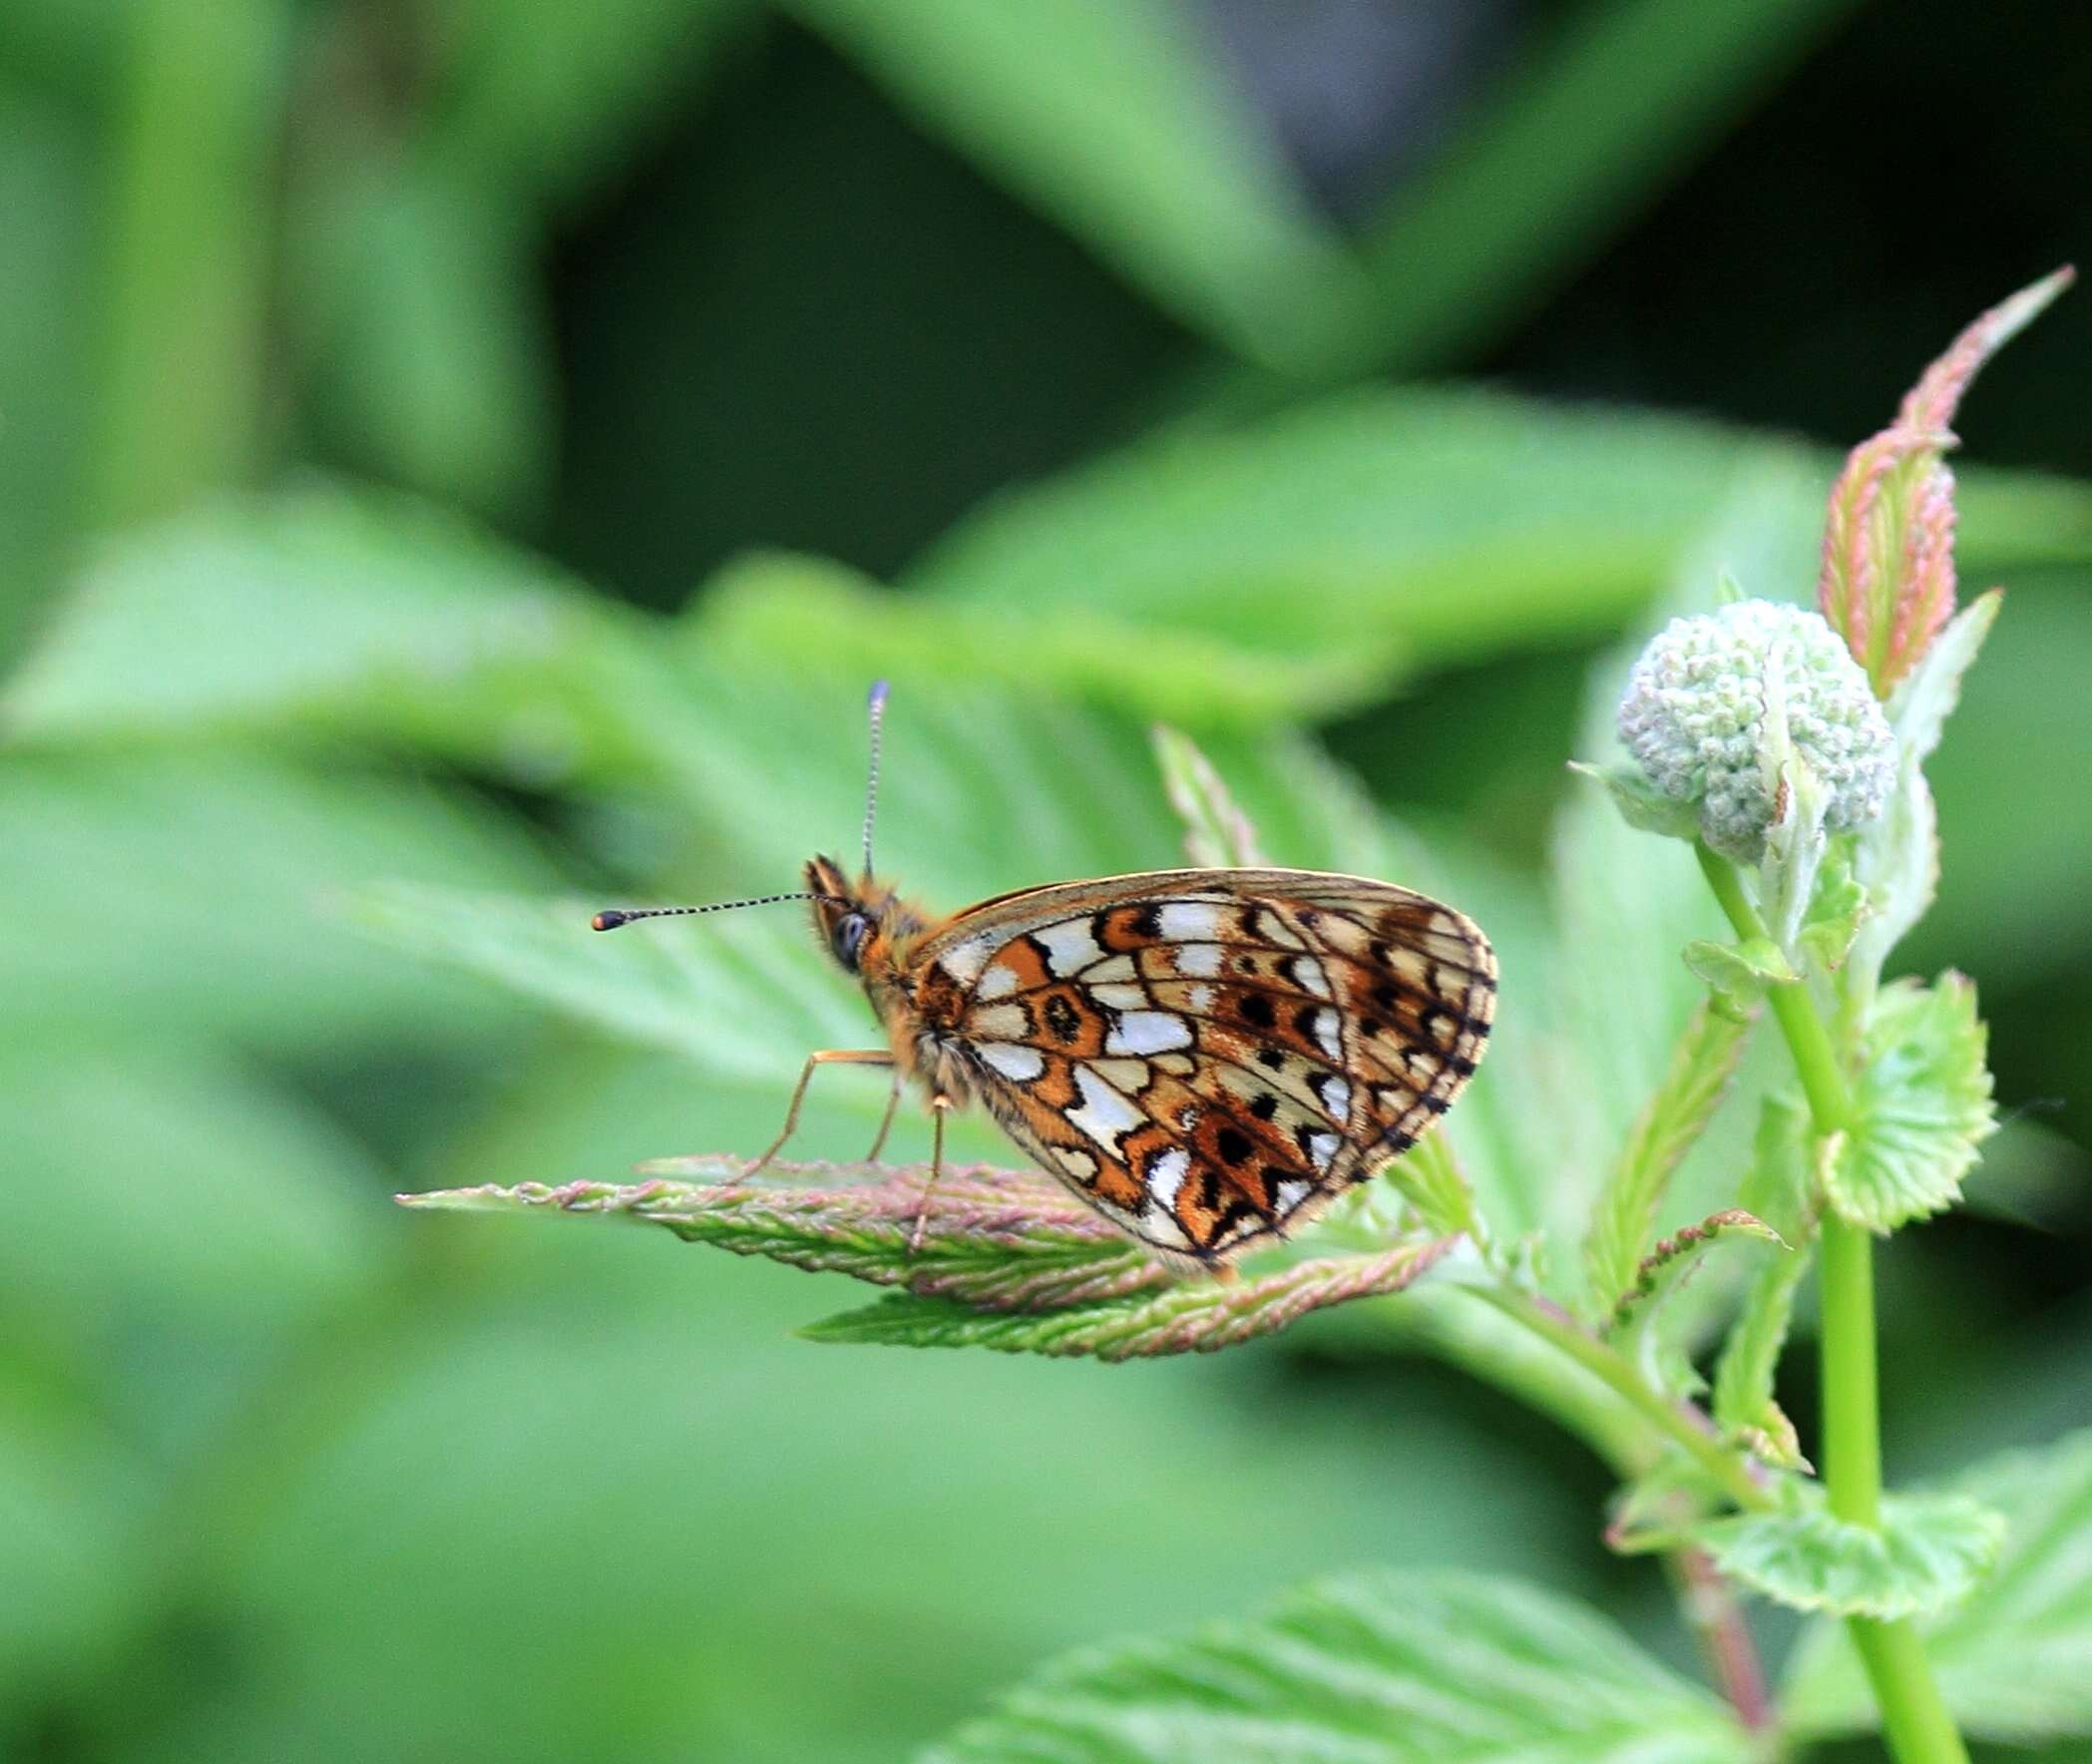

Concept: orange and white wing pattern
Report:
left=910, top=869, right=1494, bottom=1264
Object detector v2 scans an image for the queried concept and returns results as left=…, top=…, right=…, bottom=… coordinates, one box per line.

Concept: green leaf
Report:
left=1307, top=0, right=1869, bottom=381
left=346, top=882, right=867, bottom=1085
left=1570, top=758, right=1704, bottom=841
left=288, top=160, right=552, bottom=515
left=909, top=386, right=2092, bottom=723
left=1380, top=1131, right=1484, bottom=1248
left=911, top=390, right=1788, bottom=712
left=1585, top=1002, right=1752, bottom=1319
left=1851, top=588, right=2002, bottom=980
left=804, top=1238, right=1455, bottom=1362
left=1758, top=751, right=1830, bottom=955
left=0, top=751, right=554, bottom=1048
left=694, top=551, right=1325, bottom=726
left=1151, top=723, right=1265, bottom=868
left=1682, top=936, right=1795, bottom=1018
left=919, top=1567, right=1755, bottom=1763
left=0, top=487, right=642, bottom=781
left=1712, top=1097, right=1817, bottom=1468
left=1784, top=1430, right=2092, bottom=1743
left=1797, top=841, right=1868, bottom=971
left=424, top=0, right=754, bottom=213
left=781, top=0, right=1364, bottom=369
left=1607, top=1209, right=1785, bottom=1335
left=402, top=1164, right=1172, bottom=1312
left=1697, top=1492, right=2004, bottom=1619
left=1825, top=973, right=1996, bottom=1231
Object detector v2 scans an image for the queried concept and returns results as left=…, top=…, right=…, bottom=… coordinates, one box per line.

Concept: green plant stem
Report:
left=1473, top=1287, right=1768, bottom=1513
left=91, top=0, right=284, bottom=528
left=1697, top=843, right=1969, bottom=1764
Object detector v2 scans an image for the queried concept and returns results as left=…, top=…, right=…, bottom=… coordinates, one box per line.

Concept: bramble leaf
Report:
left=1607, top=1209, right=1785, bottom=1335
left=1569, top=759, right=1703, bottom=841
left=919, top=1567, right=1755, bottom=1764
left=402, top=1164, right=1458, bottom=1357
left=1152, top=723, right=1266, bottom=867
left=781, top=0, right=1365, bottom=370
left=1682, top=936, right=1794, bottom=1018
left=1797, top=842, right=1869, bottom=971
left=1379, top=1131, right=1484, bottom=1248
left=802, top=1237, right=1456, bottom=1362
left=399, top=1163, right=1171, bottom=1311
left=1850, top=588, right=2001, bottom=981
left=1713, top=1097, right=1817, bottom=1469
left=1819, top=268, right=2071, bottom=695
left=347, top=882, right=865, bottom=1084
left=1825, top=973, right=1996, bottom=1231
left=1585, top=1002, right=1752, bottom=1318
left=1784, top=1430, right=2092, bottom=1743
left=1697, top=1493, right=2004, bottom=1620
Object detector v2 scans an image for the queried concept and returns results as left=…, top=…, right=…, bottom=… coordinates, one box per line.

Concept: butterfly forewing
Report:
left=912, top=869, right=1494, bottom=1263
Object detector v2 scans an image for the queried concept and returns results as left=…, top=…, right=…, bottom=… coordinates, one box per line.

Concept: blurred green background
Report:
left=3, top=1, right=2089, bottom=1759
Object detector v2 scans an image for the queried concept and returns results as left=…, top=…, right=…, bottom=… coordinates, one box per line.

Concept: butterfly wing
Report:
left=912, top=869, right=1494, bottom=1264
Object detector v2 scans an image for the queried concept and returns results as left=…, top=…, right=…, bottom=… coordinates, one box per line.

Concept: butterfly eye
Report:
left=831, top=912, right=871, bottom=971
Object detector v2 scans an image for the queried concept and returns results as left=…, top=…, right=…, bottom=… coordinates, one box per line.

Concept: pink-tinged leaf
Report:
left=400, top=1159, right=1461, bottom=1356
left=1819, top=266, right=2073, bottom=695
left=799, top=1237, right=1459, bottom=1360
left=400, top=1160, right=1175, bottom=1311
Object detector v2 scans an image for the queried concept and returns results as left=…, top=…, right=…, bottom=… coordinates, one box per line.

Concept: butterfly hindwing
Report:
left=913, top=869, right=1494, bottom=1264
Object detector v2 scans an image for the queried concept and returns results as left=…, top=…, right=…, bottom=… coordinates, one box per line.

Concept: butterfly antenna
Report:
left=861, top=677, right=889, bottom=879
left=591, top=893, right=841, bottom=932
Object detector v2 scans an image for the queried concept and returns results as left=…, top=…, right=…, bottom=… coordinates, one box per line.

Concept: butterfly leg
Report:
left=748, top=1049, right=896, bottom=1177
left=907, top=1094, right=955, bottom=1254
left=864, top=1076, right=903, bottom=1163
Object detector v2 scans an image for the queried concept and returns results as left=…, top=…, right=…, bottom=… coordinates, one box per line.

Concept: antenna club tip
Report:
left=591, top=910, right=628, bottom=932
left=868, top=678, right=890, bottom=708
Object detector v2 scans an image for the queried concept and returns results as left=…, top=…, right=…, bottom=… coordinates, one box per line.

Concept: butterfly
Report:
left=593, top=683, right=1494, bottom=1270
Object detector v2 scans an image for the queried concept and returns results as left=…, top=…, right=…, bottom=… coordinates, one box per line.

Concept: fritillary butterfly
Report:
left=593, top=685, right=1494, bottom=1270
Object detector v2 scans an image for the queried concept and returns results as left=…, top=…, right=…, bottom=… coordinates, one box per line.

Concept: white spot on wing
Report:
left=1089, top=983, right=1148, bottom=1011
left=1068, top=1065, right=1143, bottom=1151
left=1274, top=1178, right=1314, bottom=1211
left=976, top=962, right=1020, bottom=1000
left=1184, top=983, right=1214, bottom=1012
left=1144, top=1146, right=1190, bottom=1210
left=1106, top=1011, right=1193, bottom=1056
left=939, top=936, right=996, bottom=986
left=1086, top=953, right=1136, bottom=983
left=1289, top=956, right=1333, bottom=999
left=1139, top=1204, right=1193, bottom=1250
left=979, top=1043, right=1046, bottom=1082
left=1174, top=943, right=1223, bottom=978
left=1311, top=1007, right=1343, bottom=1063
left=1035, top=918, right=1104, bottom=977
left=1051, top=1144, right=1098, bottom=1181
left=1307, top=1131, right=1340, bottom=1171
left=1318, top=1076, right=1352, bottom=1124
left=971, top=1003, right=1029, bottom=1040
left=1158, top=902, right=1220, bottom=941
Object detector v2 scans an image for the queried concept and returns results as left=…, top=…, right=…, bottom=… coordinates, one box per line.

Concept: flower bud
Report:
left=1617, top=600, right=1895, bottom=863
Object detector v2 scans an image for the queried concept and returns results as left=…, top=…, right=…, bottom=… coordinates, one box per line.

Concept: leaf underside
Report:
left=1783, top=1429, right=2092, bottom=1744
left=919, top=1567, right=1754, bottom=1764
left=400, top=1162, right=1457, bottom=1357
left=1698, top=1492, right=2004, bottom=1620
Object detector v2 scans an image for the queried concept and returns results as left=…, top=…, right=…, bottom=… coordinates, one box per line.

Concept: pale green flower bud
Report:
left=1617, top=600, right=1895, bottom=864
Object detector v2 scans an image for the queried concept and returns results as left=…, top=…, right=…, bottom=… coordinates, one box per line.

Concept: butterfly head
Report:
left=805, top=852, right=926, bottom=980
